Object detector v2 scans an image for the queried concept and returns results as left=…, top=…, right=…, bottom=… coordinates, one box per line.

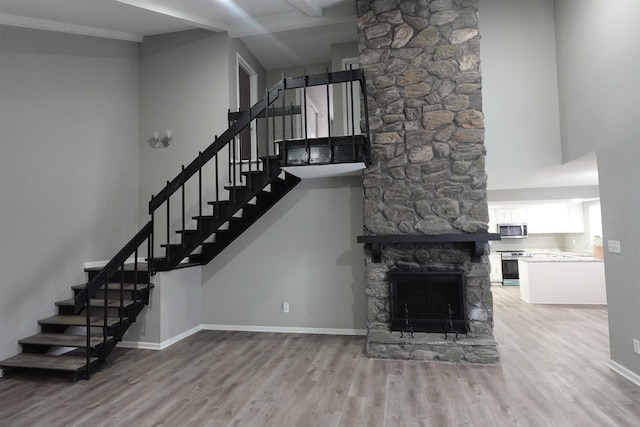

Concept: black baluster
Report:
left=181, top=165, right=185, bottom=245
left=350, top=65, right=356, bottom=161
left=326, top=67, right=333, bottom=163
left=166, top=180, right=170, bottom=260
left=303, top=73, right=309, bottom=164
left=85, top=286, right=91, bottom=379
left=198, top=152, right=202, bottom=226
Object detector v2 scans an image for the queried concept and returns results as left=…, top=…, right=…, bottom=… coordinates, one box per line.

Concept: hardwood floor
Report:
left=1, top=286, right=639, bottom=426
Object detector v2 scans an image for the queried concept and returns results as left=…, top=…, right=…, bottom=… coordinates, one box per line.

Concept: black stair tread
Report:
left=0, top=354, right=99, bottom=372
left=176, top=229, right=199, bottom=235
left=55, top=298, right=135, bottom=308
left=84, top=262, right=149, bottom=273
left=70, top=282, right=150, bottom=291
left=18, top=333, right=109, bottom=348
left=38, top=315, right=121, bottom=327
left=224, top=185, right=248, bottom=191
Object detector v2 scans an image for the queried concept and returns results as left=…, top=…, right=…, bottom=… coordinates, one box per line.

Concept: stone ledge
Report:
left=367, top=330, right=499, bottom=364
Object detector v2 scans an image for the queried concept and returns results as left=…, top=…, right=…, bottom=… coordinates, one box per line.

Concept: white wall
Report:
left=0, top=26, right=140, bottom=361
left=201, top=176, right=366, bottom=332
left=479, top=0, right=563, bottom=172
left=554, top=0, right=640, bottom=377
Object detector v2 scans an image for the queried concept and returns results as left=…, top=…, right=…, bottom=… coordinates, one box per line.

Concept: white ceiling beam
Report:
left=228, top=13, right=355, bottom=38
left=285, top=0, right=324, bottom=17
left=115, top=0, right=228, bottom=32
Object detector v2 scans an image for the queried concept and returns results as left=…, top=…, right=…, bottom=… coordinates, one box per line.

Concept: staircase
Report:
left=0, top=69, right=370, bottom=381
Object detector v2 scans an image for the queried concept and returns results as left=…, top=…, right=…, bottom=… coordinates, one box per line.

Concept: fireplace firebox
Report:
left=389, top=271, right=466, bottom=335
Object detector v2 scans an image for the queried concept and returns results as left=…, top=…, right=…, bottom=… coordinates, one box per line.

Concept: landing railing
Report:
left=148, top=68, right=371, bottom=263
left=73, top=69, right=370, bottom=379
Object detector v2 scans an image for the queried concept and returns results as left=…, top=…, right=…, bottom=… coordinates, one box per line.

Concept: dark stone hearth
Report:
left=358, top=0, right=497, bottom=363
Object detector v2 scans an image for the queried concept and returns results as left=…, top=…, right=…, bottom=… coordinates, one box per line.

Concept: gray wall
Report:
left=200, top=176, right=366, bottom=331
left=0, top=26, right=140, bottom=361
left=554, top=0, right=640, bottom=375
left=138, top=30, right=236, bottom=253
left=479, top=0, right=563, bottom=171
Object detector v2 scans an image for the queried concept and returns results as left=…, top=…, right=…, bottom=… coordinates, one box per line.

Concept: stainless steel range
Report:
left=497, top=250, right=533, bottom=286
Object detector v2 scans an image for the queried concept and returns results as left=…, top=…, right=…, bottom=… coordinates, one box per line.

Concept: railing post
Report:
left=102, top=273, right=108, bottom=362
left=181, top=165, right=185, bottom=245
left=326, top=67, right=333, bottom=163
left=119, top=261, right=125, bottom=340
left=349, top=65, right=356, bottom=161
left=281, top=73, right=286, bottom=162
left=265, top=89, right=271, bottom=170
left=303, top=73, right=309, bottom=165
left=215, top=137, right=220, bottom=217
left=85, top=286, right=91, bottom=379
left=149, top=200, right=154, bottom=274
left=166, top=180, right=171, bottom=261
left=198, top=152, right=202, bottom=226
left=360, top=69, right=372, bottom=164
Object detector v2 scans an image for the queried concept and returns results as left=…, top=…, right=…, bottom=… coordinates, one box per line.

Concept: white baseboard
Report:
left=608, top=359, right=640, bottom=388
left=119, top=325, right=203, bottom=351
left=202, top=324, right=367, bottom=336
left=118, top=324, right=365, bottom=351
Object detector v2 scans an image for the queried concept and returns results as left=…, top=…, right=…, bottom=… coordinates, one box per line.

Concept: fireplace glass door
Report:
left=388, top=271, right=466, bottom=334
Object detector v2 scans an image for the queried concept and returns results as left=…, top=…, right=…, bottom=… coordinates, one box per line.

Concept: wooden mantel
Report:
left=356, top=233, right=501, bottom=263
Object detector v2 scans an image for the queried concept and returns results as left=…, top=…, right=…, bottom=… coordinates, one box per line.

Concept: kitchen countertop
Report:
left=519, top=251, right=603, bottom=263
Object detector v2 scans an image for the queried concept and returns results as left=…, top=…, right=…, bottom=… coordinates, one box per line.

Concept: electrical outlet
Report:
left=282, top=302, right=289, bottom=313
left=608, top=240, right=621, bottom=254
left=634, top=339, right=640, bottom=355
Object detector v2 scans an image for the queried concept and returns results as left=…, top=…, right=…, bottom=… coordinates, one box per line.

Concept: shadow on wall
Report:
left=199, top=175, right=366, bottom=330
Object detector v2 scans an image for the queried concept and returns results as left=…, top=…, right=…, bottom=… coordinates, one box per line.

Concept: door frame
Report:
left=236, top=53, right=258, bottom=161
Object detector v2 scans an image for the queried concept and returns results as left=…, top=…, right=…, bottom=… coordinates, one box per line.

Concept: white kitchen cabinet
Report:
left=489, top=254, right=503, bottom=283
left=527, top=202, right=584, bottom=234
left=491, top=207, right=528, bottom=224
left=510, top=207, right=528, bottom=222
left=489, top=200, right=584, bottom=234
left=495, top=208, right=512, bottom=223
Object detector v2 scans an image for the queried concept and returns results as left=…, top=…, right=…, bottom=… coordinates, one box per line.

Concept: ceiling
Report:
left=0, top=0, right=357, bottom=69
left=0, top=0, right=599, bottom=192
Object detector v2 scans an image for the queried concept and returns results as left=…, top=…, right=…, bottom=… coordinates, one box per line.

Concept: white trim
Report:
left=608, top=360, right=640, bottom=388
left=236, top=53, right=259, bottom=162
left=117, top=324, right=365, bottom=351
left=0, top=13, right=143, bottom=42
left=119, top=325, right=204, bottom=351
left=202, top=324, right=366, bottom=336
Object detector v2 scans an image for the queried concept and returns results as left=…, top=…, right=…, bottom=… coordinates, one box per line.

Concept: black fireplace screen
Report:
left=389, top=271, right=466, bottom=334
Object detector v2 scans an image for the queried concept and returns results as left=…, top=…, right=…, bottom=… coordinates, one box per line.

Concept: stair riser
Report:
left=58, top=305, right=137, bottom=319
left=87, top=270, right=150, bottom=285
left=40, top=324, right=122, bottom=336
left=81, top=289, right=150, bottom=303
left=20, top=343, right=112, bottom=359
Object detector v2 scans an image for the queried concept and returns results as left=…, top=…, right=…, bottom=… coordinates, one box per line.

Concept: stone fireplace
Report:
left=357, top=0, right=499, bottom=363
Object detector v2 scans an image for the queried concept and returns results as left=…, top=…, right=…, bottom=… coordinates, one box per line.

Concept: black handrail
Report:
left=148, top=69, right=368, bottom=214
left=76, top=69, right=369, bottom=379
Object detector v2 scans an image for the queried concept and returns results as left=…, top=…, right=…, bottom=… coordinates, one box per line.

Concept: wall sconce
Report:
left=148, top=131, right=172, bottom=148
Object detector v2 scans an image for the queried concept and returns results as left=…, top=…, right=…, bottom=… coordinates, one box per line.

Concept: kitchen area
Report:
left=488, top=199, right=606, bottom=305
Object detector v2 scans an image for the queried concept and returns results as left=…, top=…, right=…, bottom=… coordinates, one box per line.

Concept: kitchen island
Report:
left=518, top=253, right=606, bottom=304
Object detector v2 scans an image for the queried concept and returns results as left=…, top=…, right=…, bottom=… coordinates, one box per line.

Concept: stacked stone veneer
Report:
left=357, top=0, right=498, bottom=363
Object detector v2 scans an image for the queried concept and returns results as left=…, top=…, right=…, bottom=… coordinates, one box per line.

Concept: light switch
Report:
left=608, top=240, right=621, bottom=254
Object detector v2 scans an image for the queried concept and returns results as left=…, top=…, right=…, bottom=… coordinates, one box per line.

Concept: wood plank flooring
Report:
left=1, top=286, right=640, bottom=426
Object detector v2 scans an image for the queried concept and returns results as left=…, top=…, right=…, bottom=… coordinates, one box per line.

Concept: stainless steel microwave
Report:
left=497, top=223, right=528, bottom=239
